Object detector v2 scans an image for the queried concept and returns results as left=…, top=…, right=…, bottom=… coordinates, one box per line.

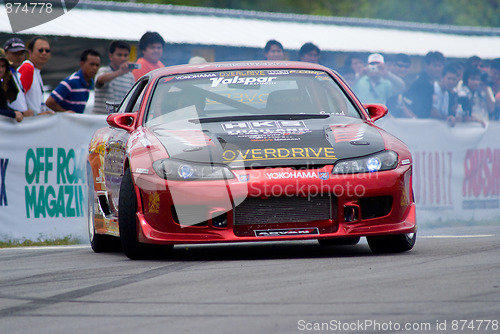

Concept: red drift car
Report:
left=87, top=61, right=416, bottom=259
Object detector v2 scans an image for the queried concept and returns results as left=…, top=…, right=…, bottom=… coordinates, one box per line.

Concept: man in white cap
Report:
left=354, top=53, right=405, bottom=104
left=3, top=37, right=33, bottom=116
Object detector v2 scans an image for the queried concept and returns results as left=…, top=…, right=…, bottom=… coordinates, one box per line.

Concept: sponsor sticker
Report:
left=222, top=120, right=307, bottom=132
left=239, top=174, right=250, bottom=182
left=210, top=76, right=277, bottom=88
left=222, top=147, right=336, bottom=163
left=148, top=192, right=160, bottom=214
left=135, top=168, right=149, bottom=174
left=214, top=62, right=287, bottom=67
left=266, top=171, right=319, bottom=179
left=254, top=228, right=319, bottom=237
left=319, top=172, right=330, bottom=180
left=267, top=70, right=289, bottom=75
left=175, top=73, right=217, bottom=80
left=221, top=121, right=311, bottom=141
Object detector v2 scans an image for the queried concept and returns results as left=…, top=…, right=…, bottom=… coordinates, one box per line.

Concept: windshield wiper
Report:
left=189, top=114, right=330, bottom=124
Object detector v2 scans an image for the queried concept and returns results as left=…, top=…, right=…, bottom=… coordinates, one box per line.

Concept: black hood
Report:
left=152, top=116, right=385, bottom=168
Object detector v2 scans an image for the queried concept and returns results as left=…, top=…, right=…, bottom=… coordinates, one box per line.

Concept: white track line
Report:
left=420, top=235, right=494, bottom=238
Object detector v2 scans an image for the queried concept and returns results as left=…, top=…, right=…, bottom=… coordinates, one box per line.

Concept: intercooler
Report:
left=234, top=195, right=332, bottom=225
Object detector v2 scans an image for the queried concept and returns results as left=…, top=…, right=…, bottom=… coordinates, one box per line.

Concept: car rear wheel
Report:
left=318, top=237, right=360, bottom=246
left=367, top=233, right=416, bottom=253
left=87, top=163, right=121, bottom=252
left=119, top=168, right=173, bottom=260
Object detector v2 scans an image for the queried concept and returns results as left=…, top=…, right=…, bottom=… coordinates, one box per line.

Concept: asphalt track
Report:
left=0, top=226, right=499, bottom=334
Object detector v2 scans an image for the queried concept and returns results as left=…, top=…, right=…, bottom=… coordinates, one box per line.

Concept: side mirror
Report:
left=106, top=113, right=136, bottom=132
left=364, top=103, right=388, bottom=122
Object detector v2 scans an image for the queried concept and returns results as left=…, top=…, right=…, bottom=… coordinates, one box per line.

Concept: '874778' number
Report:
left=5, top=2, right=53, bottom=14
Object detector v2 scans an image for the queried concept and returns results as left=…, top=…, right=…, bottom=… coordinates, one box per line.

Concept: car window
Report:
left=145, top=69, right=360, bottom=126
left=117, top=79, right=149, bottom=114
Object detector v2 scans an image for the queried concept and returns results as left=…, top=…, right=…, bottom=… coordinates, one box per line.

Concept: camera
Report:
left=128, top=63, right=141, bottom=70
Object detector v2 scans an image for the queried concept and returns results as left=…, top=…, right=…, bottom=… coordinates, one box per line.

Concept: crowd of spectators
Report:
left=286, top=40, right=499, bottom=126
left=2, top=34, right=500, bottom=127
left=0, top=31, right=166, bottom=121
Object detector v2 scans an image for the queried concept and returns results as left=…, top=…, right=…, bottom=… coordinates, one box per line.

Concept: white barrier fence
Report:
left=1, top=114, right=499, bottom=241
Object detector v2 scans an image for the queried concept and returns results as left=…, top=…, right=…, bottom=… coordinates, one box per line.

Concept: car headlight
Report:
left=152, top=159, right=235, bottom=180
left=332, top=150, right=398, bottom=174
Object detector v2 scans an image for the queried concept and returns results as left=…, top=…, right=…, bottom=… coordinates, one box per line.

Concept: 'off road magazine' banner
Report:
left=0, top=113, right=106, bottom=240
left=0, top=114, right=499, bottom=241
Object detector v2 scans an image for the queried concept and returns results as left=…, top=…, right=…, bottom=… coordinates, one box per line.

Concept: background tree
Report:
left=117, top=0, right=500, bottom=27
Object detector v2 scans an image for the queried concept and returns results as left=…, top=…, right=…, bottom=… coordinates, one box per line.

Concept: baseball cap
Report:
left=368, top=53, right=384, bottom=64
left=3, top=37, right=26, bottom=52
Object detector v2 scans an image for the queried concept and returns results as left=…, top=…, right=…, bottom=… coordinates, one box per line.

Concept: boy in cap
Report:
left=0, top=48, right=23, bottom=122
left=3, top=37, right=33, bottom=116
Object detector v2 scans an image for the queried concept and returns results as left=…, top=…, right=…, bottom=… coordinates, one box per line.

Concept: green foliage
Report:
left=0, top=235, right=82, bottom=248
left=105, top=0, right=500, bottom=27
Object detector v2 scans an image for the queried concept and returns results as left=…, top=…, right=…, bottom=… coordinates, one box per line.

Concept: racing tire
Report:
left=87, top=162, right=121, bottom=253
left=366, top=233, right=416, bottom=253
left=119, top=168, right=173, bottom=260
left=318, top=237, right=361, bottom=246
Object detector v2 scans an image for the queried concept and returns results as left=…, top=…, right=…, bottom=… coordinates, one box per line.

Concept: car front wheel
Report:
left=119, top=168, right=173, bottom=260
left=367, top=233, right=416, bottom=253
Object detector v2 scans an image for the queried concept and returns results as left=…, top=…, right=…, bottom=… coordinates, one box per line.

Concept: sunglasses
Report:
left=38, top=48, right=51, bottom=53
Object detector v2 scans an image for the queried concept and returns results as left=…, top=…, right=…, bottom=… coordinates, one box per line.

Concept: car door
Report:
left=103, top=78, right=149, bottom=216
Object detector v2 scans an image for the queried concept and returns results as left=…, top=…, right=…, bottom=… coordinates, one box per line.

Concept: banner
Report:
left=1, top=114, right=499, bottom=241
left=0, top=113, right=106, bottom=241
left=378, top=117, right=500, bottom=224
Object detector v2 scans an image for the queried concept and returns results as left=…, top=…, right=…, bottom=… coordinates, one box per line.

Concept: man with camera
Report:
left=92, top=40, right=136, bottom=114
left=354, top=53, right=405, bottom=105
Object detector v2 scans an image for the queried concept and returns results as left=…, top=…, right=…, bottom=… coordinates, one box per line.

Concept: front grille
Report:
left=359, top=196, right=392, bottom=219
left=234, top=195, right=331, bottom=225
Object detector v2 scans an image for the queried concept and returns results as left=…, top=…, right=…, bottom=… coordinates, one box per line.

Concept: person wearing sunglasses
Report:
left=17, top=36, right=53, bottom=116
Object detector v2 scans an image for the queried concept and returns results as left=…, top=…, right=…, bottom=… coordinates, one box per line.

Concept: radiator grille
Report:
left=234, top=195, right=331, bottom=225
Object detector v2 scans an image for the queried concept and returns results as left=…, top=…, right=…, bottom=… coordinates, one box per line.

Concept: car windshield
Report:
left=145, top=69, right=361, bottom=127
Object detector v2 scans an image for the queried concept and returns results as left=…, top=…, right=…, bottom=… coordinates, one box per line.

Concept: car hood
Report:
left=151, top=116, right=385, bottom=168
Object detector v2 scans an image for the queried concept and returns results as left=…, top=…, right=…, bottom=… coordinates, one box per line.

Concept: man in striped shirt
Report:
left=92, top=41, right=135, bottom=114
left=45, top=49, right=101, bottom=113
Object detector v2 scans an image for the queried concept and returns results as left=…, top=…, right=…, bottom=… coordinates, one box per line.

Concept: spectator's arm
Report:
left=484, top=85, right=495, bottom=114
left=385, top=72, right=405, bottom=95
left=46, top=83, right=75, bottom=113
left=0, top=107, right=17, bottom=119
left=96, top=63, right=131, bottom=87
left=45, top=95, right=66, bottom=112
